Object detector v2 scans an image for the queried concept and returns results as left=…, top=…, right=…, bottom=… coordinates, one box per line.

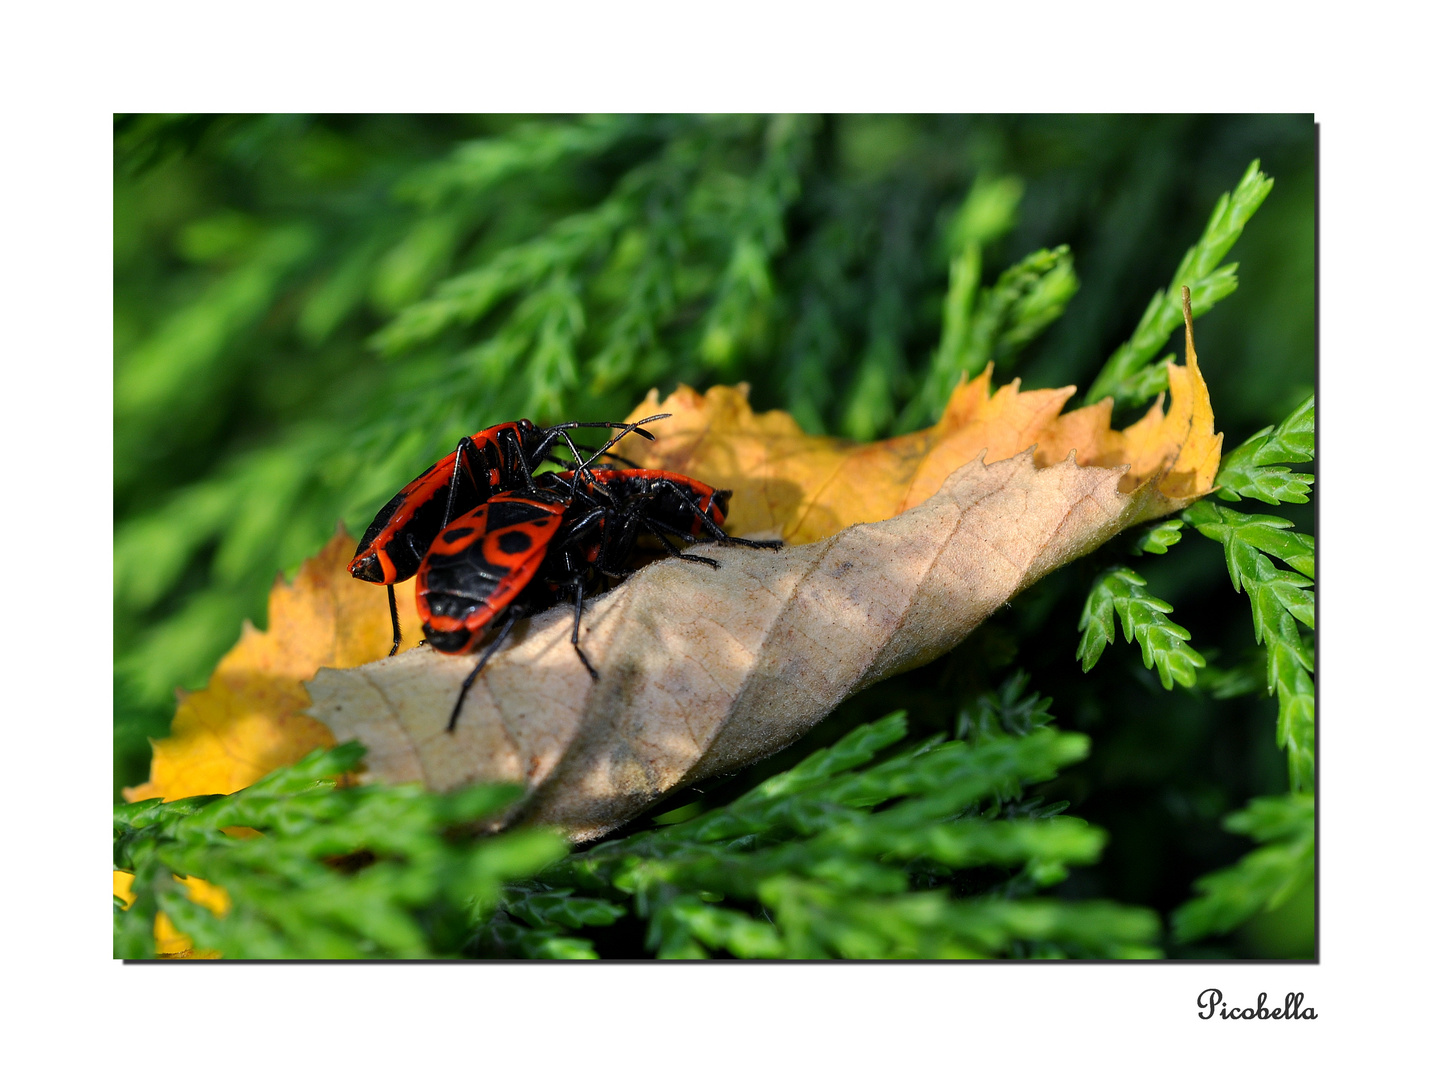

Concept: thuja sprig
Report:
left=696, top=114, right=817, bottom=373
left=114, top=744, right=567, bottom=959
left=370, top=199, right=629, bottom=359
left=1171, top=792, right=1313, bottom=943
left=1183, top=500, right=1313, bottom=790
left=1215, top=394, right=1314, bottom=505
left=1077, top=566, right=1207, bottom=690
left=902, top=243, right=1078, bottom=430
left=115, top=691, right=1158, bottom=960
left=473, top=696, right=1160, bottom=960
left=1169, top=393, right=1315, bottom=948
left=1085, top=160, right=1273, bottom=408
left=1127, top=518, right=1185, bottom=556
left=956, top=670, right=1054, bottom=745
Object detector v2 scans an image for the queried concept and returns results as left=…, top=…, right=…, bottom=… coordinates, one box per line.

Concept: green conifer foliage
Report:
left=115, top=115, right=1315, bottom=958
left=117, top=691, right=1160, bottom=959
left=114, top=744, right=567, bottom=959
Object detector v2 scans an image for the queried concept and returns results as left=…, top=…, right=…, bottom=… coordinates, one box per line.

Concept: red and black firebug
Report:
left=420, top=456, right=782, bottom=732
left=348, top=416, right=667, bottom=654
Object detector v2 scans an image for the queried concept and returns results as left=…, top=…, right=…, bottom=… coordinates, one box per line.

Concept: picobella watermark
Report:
left=1196, top=989, right=1317, bottom=1020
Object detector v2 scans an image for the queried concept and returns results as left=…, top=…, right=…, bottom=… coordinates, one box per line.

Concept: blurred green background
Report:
left=114, top=114, right=1314, bottom=957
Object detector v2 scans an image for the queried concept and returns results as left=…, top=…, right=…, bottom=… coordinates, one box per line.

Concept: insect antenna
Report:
left=563, top=414, right=671, bottom=497
left=532, top=414, right=667, bottom=474
left=554, top=442, right=646, bottom=470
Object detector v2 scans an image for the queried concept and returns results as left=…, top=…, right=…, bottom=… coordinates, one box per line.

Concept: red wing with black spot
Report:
left=416, top=493, right=567, bottom=654
left=348, top=420, right=541, bottom=586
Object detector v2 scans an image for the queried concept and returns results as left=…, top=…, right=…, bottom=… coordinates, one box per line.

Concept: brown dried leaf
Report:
left=310, top=326, right=1218, bottom=840
left=310, top=445, right=1189, bottom=842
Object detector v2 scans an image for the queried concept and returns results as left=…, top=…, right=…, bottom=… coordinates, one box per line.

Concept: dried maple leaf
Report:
left=306, top=333, right=1219, bottom=842
left=124, top=529, right=422, bottom=803
left=606, top=324, right=1218, bottom=545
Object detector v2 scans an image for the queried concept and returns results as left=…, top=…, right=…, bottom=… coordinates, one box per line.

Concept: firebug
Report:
left=348, top=415, right=667, bottom=654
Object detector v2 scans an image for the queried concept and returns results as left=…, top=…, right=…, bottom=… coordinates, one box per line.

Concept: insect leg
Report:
left=520, top=428, right=590, bottom=496
left=553, top=505, right=608, bottom=549
left=644, top=521, right=721, bottom=568
left=653, top=480, right=784, bottom=549
left=441, top=436, right=479, bottom=529
left=447, top=607, right=522, bottom=733
left=386, top=585, right=402, bottom=657
left=568, top=575, right=599, bottom=681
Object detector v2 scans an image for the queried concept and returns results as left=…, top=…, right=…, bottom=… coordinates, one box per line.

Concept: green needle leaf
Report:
left=1184, top=498, right=1315, bottom=790
left=1216, top=395, right=1315, bottom=504
left=1077, top=566, right=1206, bottom=689
left=1086, top=160, right=1273, bottom=408
left=1172, top=793, right=1313, bottom=943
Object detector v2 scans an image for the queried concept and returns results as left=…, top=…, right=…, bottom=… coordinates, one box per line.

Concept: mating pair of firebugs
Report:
left=348, top=416, right=780, bottom=730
